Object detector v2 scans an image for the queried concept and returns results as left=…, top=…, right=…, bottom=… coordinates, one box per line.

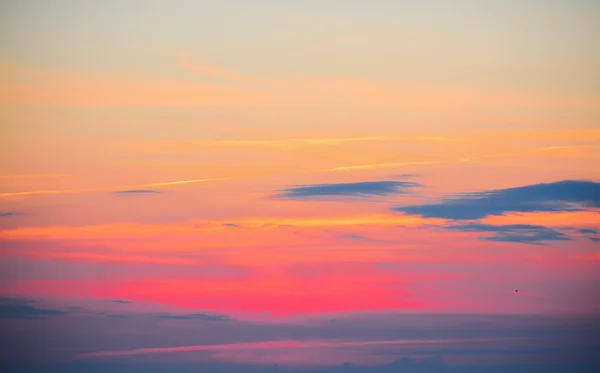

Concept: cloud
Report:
left=76, top=337, right=516, bottom=359
left=0, top=60, right=275, bottom=108
left=3, top=359, right=599, bottom=373
left=274, top=181, right=421, bottom=200
left=340, top=234, right=384, bottom=243
left=394, top=180, right=600, bottom=220
left=0, top=212, right=17, bottom=217
left=156, top=312, right=230, bottom=322
left=320, top=145, right=600, bottom=173
left=576, top=228, right=598, bottom=235
left=0, top=173, right=69, bottom=179
left=113, top=190, right=160, bottom=194
left=0, top=178, right=228, bottom=198
left=445, top=223, right=571, bottom=245
left=109, top=300, right=131, bottom=304
left=211, top=136, right=392, bottom=148
left=4, top=311, right=598, bottom=371
left=177, top=54, right=284, bottom=87
left=342, top=234, right=372, bottom=241
left=0, top=297, right=67, bottom=319
left=569, top=227, right=600, bottom=242
left=320, top=160, right=443, bottom=172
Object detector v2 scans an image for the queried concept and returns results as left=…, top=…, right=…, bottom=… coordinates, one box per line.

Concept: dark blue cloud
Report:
left=105, top=314, right=129, bottom=318
left=341, top=234, right=379, bottom=243
left=575, top=228, right=598, bottom=235
left=394, top=180, right=600, bottom=220
left=0, top=212, right=17, bottom=217
left=342, top=234, right=371, bottom=240
left=0, top=298, right=66, bottom=319
left=445, top=223, right=571, bottom=245
left=109, top=300, right=131, bottom=304
left=567, top=227, right=600, bottom=242
left=156, top=312, right=230, bottom=322
left=114, top=189, right=160, bottom=194
left=274, top=181, right=420, bottom=200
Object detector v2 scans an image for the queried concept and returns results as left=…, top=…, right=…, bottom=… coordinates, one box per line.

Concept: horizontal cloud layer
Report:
left=113, top=190, right=161, bottom=194
left=445, top=223, right=571, bottom=245
left=156, top=312, right=230, bottom=322
left=275, top=181, right=420, bottom=200
left=394, top=180, right=600, bottom=220
left=0, top=297, right=67, bottom=319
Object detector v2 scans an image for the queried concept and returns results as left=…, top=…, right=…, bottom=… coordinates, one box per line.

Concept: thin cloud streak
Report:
left=319, top=145, right=600, bottom=172
left=320, top=161, right=445, bottom=172
left=0, top=173, right=69, bottom=179
left=177, top=53, right=288, bottom=87
left=0, top=213, right=441, bottom=241
left=213, top=136, right=392, bottom=147
left=0, top=178, right=230, bottom=198
left=77, top=337, right=523, bottom=359
left=133, top=135, right=397, bottom=155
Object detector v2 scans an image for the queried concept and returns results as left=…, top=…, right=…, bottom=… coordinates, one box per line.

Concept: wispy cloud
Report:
left=0, top=173, right=69, bottom=179
left=274, top=181, right=420, bottom=200
left=0, top=178, right=229, bottom=198
left=145, top=179, right=230, bottom=187
left=212, top=136, right=392, bottom=148
left=134, top=135, right=395, bottom=155
left=177, top=53, right=286, bottom=87
left=575, top=228, right=599, bottom=235
left=319, top=145, right=600, bottom=172
left=566, top=227, right=600, bottom=242
left=445, top=223, right=571, bottom=245
left=113, top=189, right=160, bottom=194
left=0, top=297, right=67, bottom=319
left=156, top=312, right=230, bottom=322
left=77, top=337, right=518, bottom=359
left=394, top=180, right=600, bottom=220
left=341, top=234, right=374, bottom=241
left=319, top=161, right=444, bottom=172
left=0, top=213, right=441, bottom=241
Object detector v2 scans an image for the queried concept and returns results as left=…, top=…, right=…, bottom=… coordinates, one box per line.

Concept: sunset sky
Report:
left=1, top=1, right=599, bottom=372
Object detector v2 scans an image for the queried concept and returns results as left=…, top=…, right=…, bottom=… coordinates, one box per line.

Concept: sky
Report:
left=0, top=1, right=599, bottom=372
